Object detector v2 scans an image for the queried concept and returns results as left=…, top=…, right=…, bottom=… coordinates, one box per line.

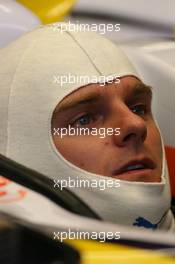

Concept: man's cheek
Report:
left=52, top=135, right=108, bottom=174
left=54, top=137, right=92, bottom=161
left=151, top=125, right=162, bottom=152
left=147, top=125, right=163, bottom=165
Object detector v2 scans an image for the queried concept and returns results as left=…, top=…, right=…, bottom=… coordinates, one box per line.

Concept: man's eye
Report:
left=70, top=114, right=95, bottom=127
left=131, top=104, right=147, bottom=116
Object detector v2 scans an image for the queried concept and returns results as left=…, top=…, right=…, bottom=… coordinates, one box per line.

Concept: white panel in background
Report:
left=0, top=0, right=41, bottom=48
left=74, top=0, right=175, bottom=27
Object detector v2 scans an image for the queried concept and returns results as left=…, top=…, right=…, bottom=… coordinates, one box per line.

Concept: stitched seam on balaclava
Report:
left=65, top=31, right=103, bottom=76
left=6, top=39, right=37, bottom=155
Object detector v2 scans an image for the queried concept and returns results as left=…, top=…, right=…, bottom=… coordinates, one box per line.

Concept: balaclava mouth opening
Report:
left=0, top=23, right=174, bottom=231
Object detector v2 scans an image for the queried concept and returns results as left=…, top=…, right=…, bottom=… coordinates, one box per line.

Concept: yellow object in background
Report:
left=17, top=0, right=77, bottom=24
left=67, top=240, right=175, bottom=264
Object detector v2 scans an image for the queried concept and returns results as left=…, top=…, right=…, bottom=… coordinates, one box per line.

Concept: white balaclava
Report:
left=0, top=23, right=174, bottom=231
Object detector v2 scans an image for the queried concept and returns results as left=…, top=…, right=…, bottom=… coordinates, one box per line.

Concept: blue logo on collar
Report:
left=133, top=211, right=168, bottom=230
left=133, top=217, right=158, bottom=229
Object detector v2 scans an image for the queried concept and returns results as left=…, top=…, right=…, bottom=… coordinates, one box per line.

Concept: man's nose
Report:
left=111, top=106, right=147, bottom=147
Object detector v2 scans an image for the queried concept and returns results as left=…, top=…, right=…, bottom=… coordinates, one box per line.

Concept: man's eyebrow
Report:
left=55, top=91, right=100, bottom=113
left=131, top=83, right=153, bottom=98
left=55, top=83, right=153, bottom=113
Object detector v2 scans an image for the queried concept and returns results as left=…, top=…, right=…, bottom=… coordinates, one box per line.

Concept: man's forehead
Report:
left=55, top=80, right=152, bottom=113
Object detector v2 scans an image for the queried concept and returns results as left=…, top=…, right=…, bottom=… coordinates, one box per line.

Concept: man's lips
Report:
left=112, top=157, right=156, bottom=178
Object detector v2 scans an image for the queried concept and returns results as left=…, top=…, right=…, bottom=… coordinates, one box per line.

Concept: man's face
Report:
left=51, top=76, right=162, bottom=182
